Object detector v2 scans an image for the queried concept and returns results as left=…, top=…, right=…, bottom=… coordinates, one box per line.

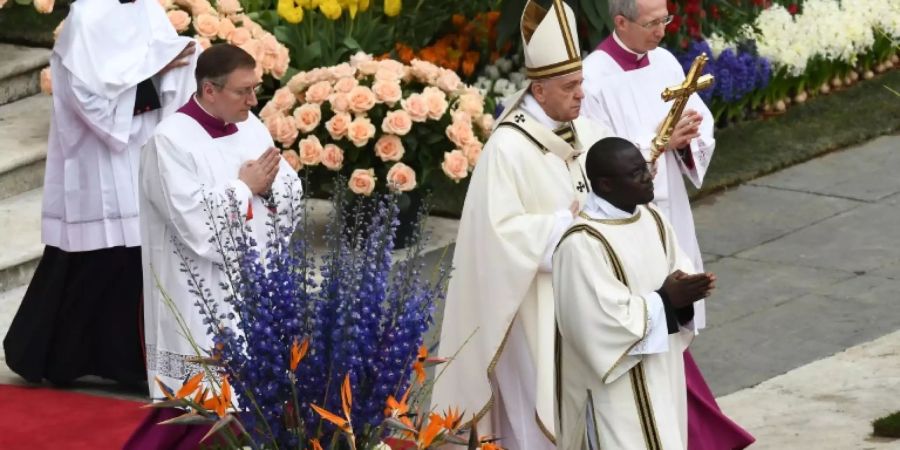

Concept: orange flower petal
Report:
left=176, top=372, right=204, bottom=399
left=309, top=438, right=324, bottom=450
left=310, top=404, right=350, bottom=432
left=341, top=373, right=352, bottom=420
left=155, top=377, right=176, bottom=401
left=419, top=413, right=445, bottom=447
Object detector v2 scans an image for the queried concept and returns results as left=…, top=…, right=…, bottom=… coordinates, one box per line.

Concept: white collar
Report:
left=521, top=93, right=562, bottom=130
left=613, top=32, right=647, bottom=61
left=583, top=192, right=638, bottom=220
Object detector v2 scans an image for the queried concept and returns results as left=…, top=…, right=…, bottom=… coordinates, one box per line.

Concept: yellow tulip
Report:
left=384, top=0, right=401, bottom=17
left=319, top=0, right=343, bottom=20
left=359, top=0, right=370, bottom=11
left=277, top=0, right=304, bottom=24
left=339, top=0, right=358, bottom=18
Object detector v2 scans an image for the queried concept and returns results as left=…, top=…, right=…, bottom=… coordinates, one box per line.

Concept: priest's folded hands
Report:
left=239, top=147, right=282, bottom=195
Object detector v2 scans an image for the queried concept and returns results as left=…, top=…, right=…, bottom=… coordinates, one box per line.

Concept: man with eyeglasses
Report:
left=132, top=43, right=303, bottom=446
left=581, top=1, right=754, bottom=449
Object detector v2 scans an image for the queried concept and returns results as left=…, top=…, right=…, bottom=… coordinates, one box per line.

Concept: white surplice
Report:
left=582, top=45, right=715, bottom=328
left=431, top=93, right=610, bottom=450
left=140, top=108, right=303, bottom=399
left=552, top=195, right=694, bottom=450
left=42, top=0, right=196, bottom=252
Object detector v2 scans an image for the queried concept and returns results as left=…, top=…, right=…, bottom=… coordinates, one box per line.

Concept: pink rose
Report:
left=216, top=0, right=241, bottom=15
left=441, top=150, right=470, bottom=182
left=401, top=94, right=429, bottom=123
left=239, top=39, right=263, bottom=63
left=329, top=93, right=351, bottom=113
left=272, top=46, right=290, bottom=79
left=293, top=103, right=322, bottom=133
left=217, top=16, right=236, bottom=40
left=446, top=118, right=477, bottom=148
left=259, top=102, right=280, bottom=121
left=39, top=67, right=52, bottom=94
left=321, top=144, right=345, bottom=171
left=266, top=115, right=299, bottom=148
left=193, top=13, right=220, bottom=38
left=377, top=59, right=406, bottom=80
left=348, top=85, right=377, bottom=114
left=349, top=51, right=374, bottom=68
left=287, top=72, right=309, bottom=94
left=463, top=142, right=483, bottom=167
left=282, top=150, right=302, bottom=171
left=197, top=37, right=212, bottom=50
left=386, top=163, right=417, bottom=192
left=325, top=112, right=352, bottom=140
left=271, top=87, right=296, bottom=111
left=305, top=80, right=333, bottom=104
left=333, top=77, right=359, bottom=94
left=357, top=60, right=380, bottom=76
left=33, top=0, right=54, bottom=13
left=167, top=10, right=191, bottom=33
left=347, top=117, right=376, bottom=147
left=188, top=0, right=215, bottom=15
left=436, top=69, right=462, bottom=93
left=348, top=169, right=377, bottom=196
left=372, top=80, right=402, bottom=105
left=410, top=59, right=440, bottom=84
left=228, top=26, right=252, bottom=46
left=477, top=113, right=494, bottom=133
left=374, top=135, right=405, bottom=162
left=457, top=91, right=484, bottom=117
left=423, top=87, right=449, bottom=120
left=298, top=135, right=324, bottom=166
left=329, top=63, right=356, bottom=79
left=381, top=110, right=413, bottom=136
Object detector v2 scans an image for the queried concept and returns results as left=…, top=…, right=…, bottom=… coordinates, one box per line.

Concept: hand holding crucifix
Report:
left=649, top=53, right=715, bottom=165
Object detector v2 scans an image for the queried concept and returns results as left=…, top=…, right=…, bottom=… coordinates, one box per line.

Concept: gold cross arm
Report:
left=649, top=53, right=715, bottom=163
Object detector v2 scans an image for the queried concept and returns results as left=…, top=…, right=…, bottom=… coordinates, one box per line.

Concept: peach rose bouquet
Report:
left=262, top=53, right=493, bottom=199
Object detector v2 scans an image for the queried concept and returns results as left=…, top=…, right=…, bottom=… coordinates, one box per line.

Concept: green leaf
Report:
left=496, top=0, right=527, bottom=50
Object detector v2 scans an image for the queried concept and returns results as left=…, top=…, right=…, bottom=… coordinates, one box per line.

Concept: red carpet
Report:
left=0, top=384, right=147, bottom=450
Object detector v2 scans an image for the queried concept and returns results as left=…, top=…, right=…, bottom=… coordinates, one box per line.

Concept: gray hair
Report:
left=608, top=0, right=639, bottom=21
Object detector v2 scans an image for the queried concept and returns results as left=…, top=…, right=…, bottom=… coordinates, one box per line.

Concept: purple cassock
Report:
left=596, top=34, right=755, bottom=450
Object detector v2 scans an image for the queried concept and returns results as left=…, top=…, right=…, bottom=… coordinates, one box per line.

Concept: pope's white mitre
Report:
left=522, top=0, right=582, bottom=80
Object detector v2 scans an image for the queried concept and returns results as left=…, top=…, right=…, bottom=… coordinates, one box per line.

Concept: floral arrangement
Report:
left=700, top=0, right=899, bottom=111
left=676, top=40, right=771, bottom=122
left=152, top=187, right=504, bottom=448
left=161, top=0, right=291, bottom=79
left=391, top=12, right=509, bottom=79
left=471, top=53, right=527, bottom=113
left=260, top=52, right=493, bottom=197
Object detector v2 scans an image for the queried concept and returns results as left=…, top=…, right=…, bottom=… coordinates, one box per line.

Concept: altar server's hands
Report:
left=239, top=147, right=281, bottom=195
left=661, top=270, right=716, bottom=309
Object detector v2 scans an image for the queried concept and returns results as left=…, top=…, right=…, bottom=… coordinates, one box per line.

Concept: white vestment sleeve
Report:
left=68, top=69, right=136, bottom=153
left=628, top=292, right=669, bottom=355
left=553, top=233, right=650, bottom=384
left=676, top=91, right=716, bottom=188
left=539, top=209, right=575, bottom=272
left=143, top=133, right=252, bottom=264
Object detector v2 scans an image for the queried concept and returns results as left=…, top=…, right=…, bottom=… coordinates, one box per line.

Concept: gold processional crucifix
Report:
left=648, top=53, right=715, bottom=164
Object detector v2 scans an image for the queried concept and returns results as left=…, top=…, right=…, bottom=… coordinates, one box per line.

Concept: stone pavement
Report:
left=1, top=131, right=898, bottom=448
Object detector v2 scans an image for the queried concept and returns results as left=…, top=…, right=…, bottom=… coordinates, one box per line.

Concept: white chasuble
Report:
left=552, top=204, right=694, bottom=450
left=432, top=100, right=610, bottom=449
left=582, top=47, right=715, bottom=328
left=140, top=109, right=303, bottom=399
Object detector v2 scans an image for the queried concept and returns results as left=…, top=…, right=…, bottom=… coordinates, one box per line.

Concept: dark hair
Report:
left=585, top=136, right=640, bottom=189
left=195, top=44, right=257, bottom=96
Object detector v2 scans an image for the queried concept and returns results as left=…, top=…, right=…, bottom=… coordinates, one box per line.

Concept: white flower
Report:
left=495, top=57, right=513, bottom=74
left=509, top=72, right=527, bottom=87
left=484, top=65, right=501, bottom=80
left=492, top=78, right=511, bottom=94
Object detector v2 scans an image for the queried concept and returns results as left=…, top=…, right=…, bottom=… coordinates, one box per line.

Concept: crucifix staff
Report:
left=649, top=53, right=715, bottom=164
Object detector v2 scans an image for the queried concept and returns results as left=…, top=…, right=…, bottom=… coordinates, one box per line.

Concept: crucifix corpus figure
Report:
left=649, top=53, right=714, bottom=164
